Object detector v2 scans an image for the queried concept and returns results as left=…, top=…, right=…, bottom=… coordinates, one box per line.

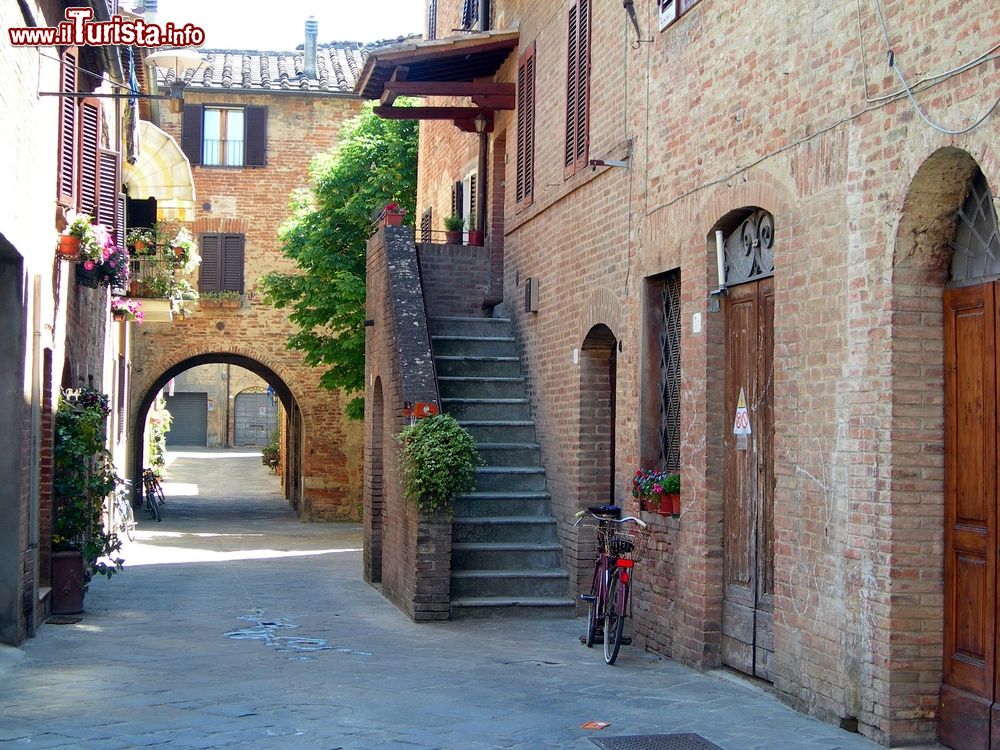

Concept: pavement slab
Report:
left=0, top=449, right=894, bottom=750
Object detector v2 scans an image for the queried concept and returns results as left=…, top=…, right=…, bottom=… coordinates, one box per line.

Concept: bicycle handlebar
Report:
left=574, top=509, right=648, bottom=529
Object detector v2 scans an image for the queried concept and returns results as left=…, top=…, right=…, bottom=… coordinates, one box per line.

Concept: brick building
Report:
left=361, top=0, right=1000, bottom=746
left=1, top=0, right=134, bottom=644
left=128, top=22, right=395, bottom=520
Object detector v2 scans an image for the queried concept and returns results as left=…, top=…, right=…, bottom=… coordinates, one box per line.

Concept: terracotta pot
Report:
left=445, top=230, right=463, bottom=244
left=51, top=550, right=85, bottom=615
left=132, top=241, right=146, bottom=254
left=468, top=230, right=484, bottom=246
left=57, top=235, right=81, bottom=259
left=383, top=212, right=404, bottom=226
left=172, top=246, right=185, bottom=258
left=112, top=312, right=126, bottom=322
left=665, top=492, right=680, bottom=516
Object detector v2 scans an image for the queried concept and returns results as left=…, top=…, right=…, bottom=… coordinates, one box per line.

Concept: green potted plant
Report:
left=126, top=227, right=155, bottom=255
left=443, top=214, right=464, bottom=244
left=52, top=388, right=124, bottom=614
left=396, top=414, right=481, bottom=514
left=59, top=213, right=97, bottom=259
left=662, top=472, right=680, bottom=516
left=168, top=227, right=200, bottom=273
left=631, top=468, right=680, bottom=516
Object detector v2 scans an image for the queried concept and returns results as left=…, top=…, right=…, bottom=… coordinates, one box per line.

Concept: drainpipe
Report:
left=27, top=277, right=41, bottom=636
left=304, top=17, right=318, bottom=79
left=225, top=364, right=231, bottom=448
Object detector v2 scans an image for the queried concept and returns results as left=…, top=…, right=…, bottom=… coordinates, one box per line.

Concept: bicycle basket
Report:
left=597, top=525, right=652, bottom=563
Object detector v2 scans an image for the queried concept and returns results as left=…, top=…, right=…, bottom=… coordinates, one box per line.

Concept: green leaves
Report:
left=259, top=102, right=418, bottom=417
left=396, top=415, right=482, bottom=514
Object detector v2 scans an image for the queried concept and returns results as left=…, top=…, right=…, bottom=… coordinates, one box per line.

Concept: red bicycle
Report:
left=575, top=505, right=651, bottom=664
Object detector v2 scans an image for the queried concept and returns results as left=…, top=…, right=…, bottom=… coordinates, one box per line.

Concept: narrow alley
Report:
left=0, top=450, right=884, bottom=749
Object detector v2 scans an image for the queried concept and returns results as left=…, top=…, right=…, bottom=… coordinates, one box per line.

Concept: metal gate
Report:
left=164, top=392, right=208, bottom=446
left=234, top=392, right=277, bottom=447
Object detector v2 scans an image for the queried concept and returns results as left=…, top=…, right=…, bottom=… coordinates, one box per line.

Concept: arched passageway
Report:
left=132, top=353, right=304, bottom=512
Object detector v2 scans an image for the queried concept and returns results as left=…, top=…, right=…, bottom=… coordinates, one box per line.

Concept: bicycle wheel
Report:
left=603, top=572, right=626, bottom=665
left=146, top=489, right=161, bottom=522
left=119, top=500, right=136, bottom=542
left=585, top=568, right=603, bottom=648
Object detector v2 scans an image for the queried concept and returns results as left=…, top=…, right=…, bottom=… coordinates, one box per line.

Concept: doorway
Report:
left=720, top=209, right=776, bottom=681
left=940, top=169, right=1000, bottom=750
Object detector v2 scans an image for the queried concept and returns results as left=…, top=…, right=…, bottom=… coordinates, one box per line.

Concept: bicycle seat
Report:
left=587, top=504, right=621, bottom=518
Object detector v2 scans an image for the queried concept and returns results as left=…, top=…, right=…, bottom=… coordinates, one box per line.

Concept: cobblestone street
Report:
left=0, top=450, right=889, bottom=749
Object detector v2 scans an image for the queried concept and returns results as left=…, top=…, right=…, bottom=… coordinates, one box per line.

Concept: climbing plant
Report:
left=396, top=414, right=481, bottom=514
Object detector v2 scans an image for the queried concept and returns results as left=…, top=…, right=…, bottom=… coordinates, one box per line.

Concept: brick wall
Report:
left=133, top=89, right=365, bottom=520
left=417, top=243, right=492, bottom=317
left=407, top=0, right=1000, bottom=743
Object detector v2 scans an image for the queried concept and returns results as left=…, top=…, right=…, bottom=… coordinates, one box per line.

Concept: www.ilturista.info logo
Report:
left=8, top=7, right=205, bottom=48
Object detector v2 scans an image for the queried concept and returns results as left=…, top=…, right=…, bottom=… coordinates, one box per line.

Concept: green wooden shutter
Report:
left=199, top=233, right=221, bottom=291
left=222, top=234, right=245, bottom=292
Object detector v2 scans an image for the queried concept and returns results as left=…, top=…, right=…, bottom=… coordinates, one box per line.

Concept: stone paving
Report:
left=0, top=449, right=894, bottom=749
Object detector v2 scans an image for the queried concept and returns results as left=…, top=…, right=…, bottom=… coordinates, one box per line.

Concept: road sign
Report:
left=733, top=387, right=751, bottom=436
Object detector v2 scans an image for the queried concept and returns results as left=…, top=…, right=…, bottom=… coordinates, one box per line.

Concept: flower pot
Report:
left=468, top=229, right=484, bottom=246
left=51, top=550, right=85, bottom=615
left=445, top=230, right=462, bottom=244
left=112, top=312, right=126, bottom=322
left=132, top=241, right=146, bottom=254
left=664, top=492, right=680, bottom=516
left=383, top=212, right=404, bottom=226
left=222, top=299, right=241, bottom=309
left=172, top=246, right=185, bottom=258
left=57, top=235, right=81, bottom=259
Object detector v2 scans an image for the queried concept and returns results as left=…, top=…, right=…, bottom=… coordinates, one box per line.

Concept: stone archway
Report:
left=131, top=352, right=303, bottom=513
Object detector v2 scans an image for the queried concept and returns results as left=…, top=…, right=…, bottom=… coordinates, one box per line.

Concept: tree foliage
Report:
left=260, top=102, right=418, bottom=418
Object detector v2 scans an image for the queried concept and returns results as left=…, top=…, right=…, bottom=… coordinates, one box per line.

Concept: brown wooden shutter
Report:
left=57, top=48, right=78, bottom=206
left=222, top=234, right=245, bottom=292
left=564, top=1, right=590, bottom=176
left=427, top=0, right=437, bottom=40
left=516, top=44, right=536, bottom=207
left=97, top=148, right=119, bottom=233
left=181, top=104, right=203, bottom=165
left=565, top=4, right=579, bottom=173
left=244, top=107, right=268, bottom=167
left=78, top=98, right=101, bottom=215
left=455, top=180, right=464, bottom=220
left=116, top=192, right=126, bottom=249
left=469, top=174, right=477, bottom=220
left=421, top=208, right=432, bottom=241
left=199, top=233, right=221, bottom=291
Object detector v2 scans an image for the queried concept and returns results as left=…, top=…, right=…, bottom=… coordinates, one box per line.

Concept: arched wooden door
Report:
left=721, top=209, right=776, bottom=681
left=940, top=170, right=1000, bottom=750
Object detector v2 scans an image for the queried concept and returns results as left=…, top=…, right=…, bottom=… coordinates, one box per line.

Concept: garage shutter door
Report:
left=165, top=392, right=208, bottom=446
left=234, top=393, right=277, bottom=446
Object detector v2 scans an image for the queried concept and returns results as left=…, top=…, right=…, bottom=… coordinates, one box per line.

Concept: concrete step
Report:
left=449, top=596, right=576, bottom=619
left=428, top=316, right=513, bottom=338
left=451, top=542, right=563, bottom=570
left=431, top=335, right=518, bottom=358
left=442, top=398, right=532, bottom=421
left=435, top=355, right=522, bottom=378
left=453, top=491, right=552, bottom=518
left=476, top=466, right=546, bottom=492
left=437, top=376, right=525, bottom=400
left=475, top=442, right=541, bottom=467
left=459, top=420, right=537, bottom=443
left=450, top=569, right=571, bottom=599
left=452, top=516, right=559, bottom=544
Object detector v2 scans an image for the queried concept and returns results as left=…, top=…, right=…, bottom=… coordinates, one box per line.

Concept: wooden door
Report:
left=940, top=281, right=998, bottom=750
left=722, top=277, right=775, bottom=680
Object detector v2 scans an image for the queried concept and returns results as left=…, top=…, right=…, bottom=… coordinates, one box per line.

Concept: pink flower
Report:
left=653, top=484, right=663, bottom=495
left=83, top=260, right=95, bottom=271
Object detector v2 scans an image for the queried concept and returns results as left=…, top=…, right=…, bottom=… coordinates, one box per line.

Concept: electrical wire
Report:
left=870, top=0, right=1000, bottom=135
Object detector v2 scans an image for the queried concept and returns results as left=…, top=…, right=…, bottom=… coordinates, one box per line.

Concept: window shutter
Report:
left=516, top=44, right=536, bottom=207
left=576, top=0, right=591, bottom=168
left=244, top=106, right=268, bottom=167
left=78, top=98, right=101, bottom=215
left=454, top=180, right=464, bottom=220
left=97, top=148, right=119, bottom=233
left=222, top=234, right=245, bottom=292
left=199, top=233, right=221, bottom=291
left=57, top=48, right=78, bottom=205
left=181, top=104, right=203, bottom=165
left=421, top=208, right=432, bottom=241
left=565, top=4, right=579, bottom=172
left=427, top=0, right=437, bottom=40
left=469, top=174, right=477, bottom=220
left=116, top=192, right=126, bottom=249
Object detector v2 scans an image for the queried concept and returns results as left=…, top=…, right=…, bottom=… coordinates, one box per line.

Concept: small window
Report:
left=660, top=0, right=702, bottom=30
left=181, top=105, right=267, bottom=167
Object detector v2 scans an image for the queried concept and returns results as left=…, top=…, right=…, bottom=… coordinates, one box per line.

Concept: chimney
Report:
left=304, top=17, right=318, bottom=79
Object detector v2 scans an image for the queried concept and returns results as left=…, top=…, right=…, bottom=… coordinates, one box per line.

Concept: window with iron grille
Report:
left=646, top=270, right=681, bottom=472
left=181, top=105, right=267, bottom=167
left=427, top=0, right=437, bottom=39
left=516, top=43, right=536, bottom=208
left=461, top=0, right=478, bottom=30
left=199, top=233, right=245, bottom=292
left=659, top=0, right=703, bottom=30
left=564, top=0, right=591, bottom=177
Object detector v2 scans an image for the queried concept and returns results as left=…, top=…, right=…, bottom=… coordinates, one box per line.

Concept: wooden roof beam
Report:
left=373, top=106, right=495, bottom=121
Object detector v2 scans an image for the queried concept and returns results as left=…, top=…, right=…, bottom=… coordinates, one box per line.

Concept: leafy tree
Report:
left=260, top=102, right=418, bottom=418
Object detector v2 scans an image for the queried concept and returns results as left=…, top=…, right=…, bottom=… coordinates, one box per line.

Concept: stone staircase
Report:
left=429, top=316, right=574, bottom=618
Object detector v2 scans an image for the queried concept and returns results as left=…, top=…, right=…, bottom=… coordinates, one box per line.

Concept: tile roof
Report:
left=157, top=38, right=412, bottom=95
